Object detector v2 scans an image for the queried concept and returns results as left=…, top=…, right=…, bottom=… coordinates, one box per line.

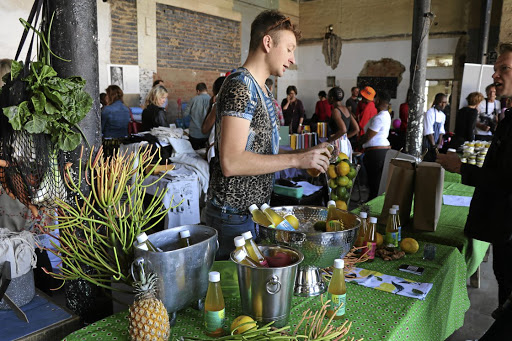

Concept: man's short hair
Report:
left=498, top=42, right=512, bottom=55
left=153, top=80, right=164, bottom=87
left=318, top=90, right=327, bottom=98
left=351, top=86, right=359, bottom=92
left=265, top=78, right=274, bottom=88
left=434, top=92, right=446, bottom=105
left=466, top=92, right=484, bottom=106
left=376, top=90, right=391, bottom=105
left=249, top=10, right=301, bottom=52
left=286, top=85, right=298, bottom=95
left=196, top=82, right=207, bottom=92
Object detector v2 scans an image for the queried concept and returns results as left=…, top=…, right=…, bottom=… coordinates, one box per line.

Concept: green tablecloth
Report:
left=354, top=181, right=489, bottom=278
left=444, top=171, right=462, bottom=183
left=63, top=242, right=469, bottom=341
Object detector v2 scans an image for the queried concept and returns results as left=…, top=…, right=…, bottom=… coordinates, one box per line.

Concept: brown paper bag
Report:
left=413, top=162, right=445, bottom=231
left=379, top=158, right=416, bottom=226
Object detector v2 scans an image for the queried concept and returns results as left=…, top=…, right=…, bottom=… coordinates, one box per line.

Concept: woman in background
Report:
left=327, top=87, right=359, bottom=158
left=142, top=85, right=168, bottom=131
left=315, top=90, right=331, bottom=122
left=281, top=85, right=305, bottom=133
left=451, top=92, right=483, bottom=149
left=102, top=85, right=131, bottom=138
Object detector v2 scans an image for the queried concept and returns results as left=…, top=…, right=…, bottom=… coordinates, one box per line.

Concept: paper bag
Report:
left=413, top=162, right=445, bottom=231
left=379, top=158, right=416, bottom=226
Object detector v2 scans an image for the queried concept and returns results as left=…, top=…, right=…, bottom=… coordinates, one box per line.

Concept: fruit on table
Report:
left=336, top=161, right=350, bottom=176
left=129, top=272, right=170, bottom=341
left=376, top=232, right=384, bottom=246
left=335, top=200, right=347, bottom=210
left=284, top=214, right=299, bottom=230
left=336, top=175, right=349, bottom=187
left=328, top=178, right=338, bottom=189
left=400, top=238, right=419, bottom=254
left=230, top=315, right=257, bottom=334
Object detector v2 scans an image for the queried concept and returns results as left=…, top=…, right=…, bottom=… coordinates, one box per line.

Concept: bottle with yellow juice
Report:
left=204, top=271, right=225, bottom=337
left=326, top=200, right=342, bottom=232
left=326, top=259, right=347, bottom=319
left=261, top=203, right=296, bottom=231
left=354, top=211, right=367, bottom=247
left=248, top=204, right=272, bottom=226
left=307, top=144, right=334, bottom=177
left=364, top=217, right=378, bottom=261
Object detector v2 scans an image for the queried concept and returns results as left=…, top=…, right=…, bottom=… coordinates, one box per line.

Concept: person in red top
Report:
left=356, top=86, right=377, bottom=136
left=315, top=90, right=331, bottom=121
left=399, top=89, right=411, bottom=133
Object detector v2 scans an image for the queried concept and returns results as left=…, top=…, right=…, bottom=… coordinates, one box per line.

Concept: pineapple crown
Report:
left=134, top=271, right=158, bottom=300
left=358, top=204, right=371, bottom=214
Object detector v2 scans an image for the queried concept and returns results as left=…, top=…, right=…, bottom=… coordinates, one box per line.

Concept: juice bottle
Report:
left=354, top=211, right=368, bottom=248
left=326, top=259, right=347, bottom=320
left=364, top=217, right=377, bottom=261
left=385, top=208, right=399, bottom=247
left=241, top=231, right=269, bottom=267
left=248, top=204, right=273, bottom=226
left=392, top=204, right=402, bottom=242
left=326, top=200, right=342, bottom=232
left=260, top=203, right=295, bottom=231
left=204, top=271, right=225, bottom=337
left=307, top=144, right=334, bottom=177
left=179, top=230, right=191, bottom=248
left=232, top=249, right=262, bottom=267
left=135, top=232, right=162, bottom=252
left=233, top=236, right=248, bottom=252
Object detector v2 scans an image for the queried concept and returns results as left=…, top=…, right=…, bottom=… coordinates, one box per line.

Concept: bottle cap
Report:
left=392, top=205, right=399, bottom=210
left=260, top=203, right=270, bottom=211
left=234, top=236, right=246, bottom=247
left=389, top=208, right=397, bottom=214
left=359, top=211, right=367, bottom=218
left=241, top=231, right=253, bottom=240
left=209, top=271, right=221, bottom=282
left=369, top=217, right=378, bottom=224
left=248, top=204, right=259, bottom=213
left=136, top=232, right=148, bottom=244
left=233, top=249, right=248, bottom=262
left=333, top=259, right=344, bottom=269
left=180, top=230, right=190, bottom=238
left=327, top=200, right=336, bottom=207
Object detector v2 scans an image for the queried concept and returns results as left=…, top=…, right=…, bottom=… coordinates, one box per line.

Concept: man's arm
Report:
left=219, top=116, right=330, bottom=177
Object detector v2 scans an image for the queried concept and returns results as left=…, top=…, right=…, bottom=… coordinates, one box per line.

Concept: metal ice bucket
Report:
left=133, top=225, right=217, bottom=324
left=258, top=206, right=360, bottom=296
left=231, top=245, right=303, bottom=328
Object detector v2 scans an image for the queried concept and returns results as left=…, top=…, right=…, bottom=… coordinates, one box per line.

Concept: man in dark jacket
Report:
left=437, top=42, right=512, bottom=323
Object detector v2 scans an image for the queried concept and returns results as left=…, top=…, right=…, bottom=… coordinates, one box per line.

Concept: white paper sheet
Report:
left=443, top=195, right=472, bottom=207
left=296, top=181, right=323, bottom=196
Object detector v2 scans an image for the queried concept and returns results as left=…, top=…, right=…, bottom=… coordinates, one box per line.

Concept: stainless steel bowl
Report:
left=258, top=205, right=360, bottom=296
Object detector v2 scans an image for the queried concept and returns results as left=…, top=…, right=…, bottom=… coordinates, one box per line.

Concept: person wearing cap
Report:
left=423, top=93, right=447, bottom=161
left=356, top=86, right=377, bottom=136
left=354, top=90, right=391, bottom=200
left=437, top=43, right=512, bottom=335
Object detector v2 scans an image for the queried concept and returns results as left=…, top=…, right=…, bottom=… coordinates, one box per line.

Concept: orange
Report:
left=376, top=232, right=384, bottom=246
left=328, top=164, right=337, bottom=179
left=337, top=152, right=349, bottom=162
left=335, top=200, right=347, bottom=210
left=336, top=161, right=350, bottom=176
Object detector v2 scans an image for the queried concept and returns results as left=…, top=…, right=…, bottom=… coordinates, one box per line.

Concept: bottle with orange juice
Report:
left=307, top=144, right=334, bottom=177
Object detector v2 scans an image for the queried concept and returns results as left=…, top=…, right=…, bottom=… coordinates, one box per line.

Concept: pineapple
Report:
left=129, top=272, right=170, bottom=341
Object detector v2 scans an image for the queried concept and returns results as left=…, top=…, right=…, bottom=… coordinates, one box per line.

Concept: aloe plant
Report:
left=41, top=145, right=182, bottom=290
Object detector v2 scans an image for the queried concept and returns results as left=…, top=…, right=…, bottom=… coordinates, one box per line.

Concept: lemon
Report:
left=338, top=152, right=349, bottom=161
left=336, top=161, right=350, bottom=176
left=231, top=315, right=257, bottom=334
left=335, top=200, right=347, bottom=210
left=400, top=238, right=419, bottom=254
left=376, top=232, right=384, bottom=246
left=328, top=164, right=337, bottom=179
left=284, top=214, right=299, bottom=230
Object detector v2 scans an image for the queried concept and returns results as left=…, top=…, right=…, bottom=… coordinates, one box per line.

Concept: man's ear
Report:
left=263, top=35, right=272, bottom=53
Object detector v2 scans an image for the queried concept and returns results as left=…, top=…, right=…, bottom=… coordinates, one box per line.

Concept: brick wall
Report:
left=110, top=0, right=138, bottom=65
left=155, top=4, right=241, bottom=100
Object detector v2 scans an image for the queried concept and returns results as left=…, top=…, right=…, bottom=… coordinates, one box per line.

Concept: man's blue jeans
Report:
left=202, top=203, right=258, bottom=260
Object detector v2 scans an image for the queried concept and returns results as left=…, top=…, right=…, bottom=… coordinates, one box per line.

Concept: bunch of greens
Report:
left=1, top=15, right=92, bottom=152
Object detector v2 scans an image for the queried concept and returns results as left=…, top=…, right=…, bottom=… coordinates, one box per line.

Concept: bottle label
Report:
left=385, top=232, right=399, bottom=247
left=364, top=242, right=377, bottom=259
left=327, top=292, right=346, bottom=316
left=397, top=226, right=402, bottom=242
left=276, top=220, right=295, bottom=231
left=205, top=308, right=225, bottom=332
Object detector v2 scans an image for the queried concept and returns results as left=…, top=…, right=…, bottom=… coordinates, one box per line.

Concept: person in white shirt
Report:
left=476, top=84, right=500, bottom=141
left=423, top=93, right=447, bottom=161
left=356, top=90, right=391, bottom=200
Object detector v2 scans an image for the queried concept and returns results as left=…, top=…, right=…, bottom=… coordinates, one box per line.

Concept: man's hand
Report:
left=436, top=152, right=462, bottom=174
left=296, top=146, right=331, bottom=174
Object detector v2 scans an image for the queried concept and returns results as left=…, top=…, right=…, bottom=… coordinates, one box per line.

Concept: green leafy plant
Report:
left=1, top=14, right=92, bottom=151
left=41, top=146, right=181, bottom=290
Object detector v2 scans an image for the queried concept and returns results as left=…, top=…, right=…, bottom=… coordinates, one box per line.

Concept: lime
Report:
left=336, top=176, right=349, bottom=187
left=313, top=220, right=327, bottom=232
left=347, top=167, right=357, bottom=180
left=341, top=191, right=350, bottom=202
left=328, top=179, right=338, bottom=189
left=330, top=192, right=339, bottom=201
left=346, top=179, right=353, bottom=189
left=336, top=186, right=347, bottom=198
